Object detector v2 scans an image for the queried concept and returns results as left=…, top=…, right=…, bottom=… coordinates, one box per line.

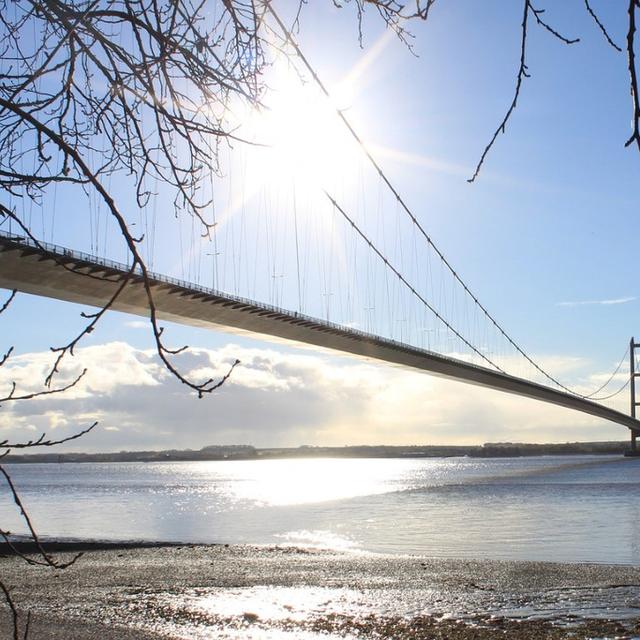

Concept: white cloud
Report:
left=0, top=341, right=630, bottom=452
left=557, top=296, right=636, bottom=307
left=0, top=341, right=162, bottom=400
left=124, top=320, right=149, bottom=329
left=42, top=410, right=69, bottom=430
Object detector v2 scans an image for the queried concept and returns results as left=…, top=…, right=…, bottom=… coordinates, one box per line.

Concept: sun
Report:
left=243, top=64, right=362, bottom=190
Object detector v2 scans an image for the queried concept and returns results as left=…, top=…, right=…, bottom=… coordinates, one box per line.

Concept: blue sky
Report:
left=1, top=0, right=639, bottom=449
left=317, top=0, right=638, bottom=360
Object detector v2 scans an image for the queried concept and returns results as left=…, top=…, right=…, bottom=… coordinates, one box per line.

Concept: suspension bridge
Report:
left=0, top=230, right=638, bottom=449
left=1, top=5, right=639, bottom=451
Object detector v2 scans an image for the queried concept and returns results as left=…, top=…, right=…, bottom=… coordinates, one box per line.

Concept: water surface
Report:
left=2, top=455, right=639, bottom=564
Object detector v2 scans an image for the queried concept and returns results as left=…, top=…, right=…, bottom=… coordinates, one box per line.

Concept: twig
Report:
left=468, top=0, right=531, bottom=183
left=625, top=0, right=640, bottom=152
left=530, top=4, right=580, bottom=44
left=0, top=422, right=97, bottom=449
left=0, top=371, right=87, bottom=406
left=0, top=291, right=16, bottom=316
left=584, top=0, right=622, bottom=51
left=0, top=466, right=82, bottom=569
left=0, top=580, right=20, bottom=640
left=469, top=1, right=579, bottom=182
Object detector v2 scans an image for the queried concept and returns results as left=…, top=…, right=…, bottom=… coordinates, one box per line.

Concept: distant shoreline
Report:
left=4, top=440, right=635, bottom=463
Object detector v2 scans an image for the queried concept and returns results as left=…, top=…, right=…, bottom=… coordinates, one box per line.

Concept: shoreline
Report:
left=4, top=443, right=636, bottom=464
left=3, top=538, right=640, bottom=568
left=1, top=542, right=639, bottom=639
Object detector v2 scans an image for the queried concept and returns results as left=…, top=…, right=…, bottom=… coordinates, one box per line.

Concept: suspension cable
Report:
left=264, top=3, right=626, bottom=400
left=584, top=345, right=629, bottom=399
left=588, top=377, right=630, bottom=402
left=323, top=190, right=504, bottom=373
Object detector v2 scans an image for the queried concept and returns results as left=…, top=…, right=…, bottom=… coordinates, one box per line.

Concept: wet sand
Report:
left=1, top=543, right=639, bottom=639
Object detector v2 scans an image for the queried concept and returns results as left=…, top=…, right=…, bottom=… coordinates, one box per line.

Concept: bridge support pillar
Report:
left=629, top=338, right=640, bottom=455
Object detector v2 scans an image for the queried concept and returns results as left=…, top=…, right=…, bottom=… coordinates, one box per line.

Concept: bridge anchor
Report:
left=626, top=337, right=640, bottom=457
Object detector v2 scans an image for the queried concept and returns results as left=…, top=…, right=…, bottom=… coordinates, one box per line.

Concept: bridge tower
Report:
left=630, top=337, right=640, bottom=453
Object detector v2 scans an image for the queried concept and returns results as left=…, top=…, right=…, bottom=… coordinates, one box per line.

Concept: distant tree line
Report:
left=4, top=441, right=631, bottom=464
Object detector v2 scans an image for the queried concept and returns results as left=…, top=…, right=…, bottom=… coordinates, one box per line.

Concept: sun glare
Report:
left=244, top=67, right=361, bottom=189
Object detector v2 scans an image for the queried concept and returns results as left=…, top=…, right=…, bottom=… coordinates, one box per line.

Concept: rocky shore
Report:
left=1, top=543, right=639, bottom=639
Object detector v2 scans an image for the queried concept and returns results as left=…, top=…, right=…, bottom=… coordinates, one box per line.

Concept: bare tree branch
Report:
left=0, top=91, right=237, bottom=395
left=468, top=0, right=579, bottom=182
left=626, top=0, right=640, bottom=152
left=0, top=290, right=16, bottom=316
left=468, top=1, right=531, bottom=183
left=530, top=4, right=580, bottom=45
left=0, top=370, right=87, bottom=406
left=0, top=580, right=20, bottom=640
left=0, top=465, right=82, bottom=569
left=584, top=0, right=622, bottom=52
left=0, top=422, right=97, bottom=449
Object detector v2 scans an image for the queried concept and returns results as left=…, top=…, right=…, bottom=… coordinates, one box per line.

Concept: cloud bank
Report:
left=0, top=341, right=628, bottom=452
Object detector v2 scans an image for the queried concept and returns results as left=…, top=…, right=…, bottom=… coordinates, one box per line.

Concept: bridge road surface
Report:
left=1, top=233, right=638, bottom=433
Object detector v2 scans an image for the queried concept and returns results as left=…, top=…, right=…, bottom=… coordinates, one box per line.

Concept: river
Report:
left=2, top=455, right=640, bottom=564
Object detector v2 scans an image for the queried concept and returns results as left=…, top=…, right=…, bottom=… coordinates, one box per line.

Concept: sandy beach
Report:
left=0, top=542, right=639, bottom=639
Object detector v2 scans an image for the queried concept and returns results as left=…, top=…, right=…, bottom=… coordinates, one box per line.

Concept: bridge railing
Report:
left=0, top=229, right=548, bottom=385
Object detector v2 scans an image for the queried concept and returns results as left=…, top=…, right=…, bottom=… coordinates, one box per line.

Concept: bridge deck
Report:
left=0, top=233, right=638, bottom=432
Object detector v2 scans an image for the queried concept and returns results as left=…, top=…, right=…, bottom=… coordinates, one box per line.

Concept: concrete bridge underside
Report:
left=1, top=234, right=638, bottom=433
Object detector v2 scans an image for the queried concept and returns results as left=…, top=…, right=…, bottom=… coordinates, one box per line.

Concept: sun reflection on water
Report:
left=276, top=529, right=358, bottom=551
left=218, top=458, right=418, bottom=507
left=145, top=585, right=373, bottom=640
